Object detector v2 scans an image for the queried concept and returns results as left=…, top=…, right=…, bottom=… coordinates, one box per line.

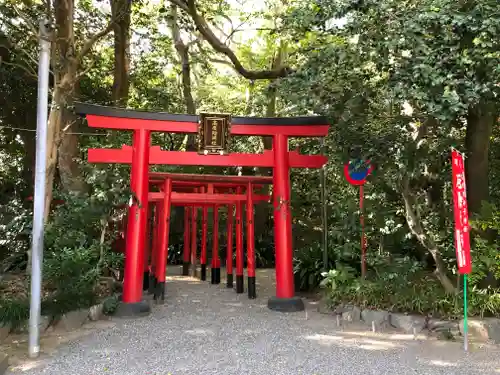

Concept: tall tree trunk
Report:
left=245, top=81, right=254, bottom=116
left=465, top=103, right=495, bottom=216
left=26, top=0, right=114, bottom=274
left=52, top=0, right=87, bottom=196
left=110, top=0, right=131, bottom=106
left=177, top=45, right=195, bottom=115
left=254, top=46, right=286, bottom=254
left=261, top=45, right=285, bottom=151
left=19, top=111, right=36, bottom=200
left=58, top=120, right=87, bottom=193
left=45, top=0, right=77, bottom=220
left=44, top=0, right=114, bottom=218
left=168, top=5, right=197, bottom=254
left=46, top=86, right=77, bottom=217
left=169, top=4, right=196, bottom=151
left=465, top=103, right=498, bottom=287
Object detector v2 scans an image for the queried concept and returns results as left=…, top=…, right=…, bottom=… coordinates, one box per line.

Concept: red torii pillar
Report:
left=183, top=207, right=191, bottom=276
left=119, top=129, right=151, bottom=317
left=148, top=201, right=160, bottom=294
left=226, top=203, right=234, bottom=289
left=235, top=186, right=244, bottom=294
left=201, top=198, right=208, bottom=281
left=268, top=134, right=303, bottom=311
left=211, top=205, right=221, bottom=284
left=154, top=177, right=172, bottom=303
left=190, top=204, right=198, bottom=277
left=246, top=182, right=256, bottom=299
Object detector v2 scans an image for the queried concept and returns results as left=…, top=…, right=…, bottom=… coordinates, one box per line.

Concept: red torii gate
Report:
left=147, top=173, right=272, bottom=302
left=76, top=102, right=329, bottom=316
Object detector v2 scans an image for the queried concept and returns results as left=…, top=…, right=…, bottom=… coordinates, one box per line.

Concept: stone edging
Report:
left=0, top=302, right=106, bottom=345
left=317, top=299, right=500, bottom=344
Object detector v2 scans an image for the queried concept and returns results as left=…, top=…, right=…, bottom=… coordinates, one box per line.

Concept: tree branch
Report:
left=77, top=21, right=114, bottom=60
left=12, top=4, right=38, bottom=37
left=75, top=58, right=97, bottom=80
left=207, top=57, right=234, bottom=67
left=168, top=0, right=292, bottom=80
left=224, top=15, right=252, bottom=45
left=0, top=60, right=38, bottom=79
left=401, top=175, right=456, bottom=294
left=77, top=0, right=131, bottom=62
left=186, top=35, right=201, bottom=48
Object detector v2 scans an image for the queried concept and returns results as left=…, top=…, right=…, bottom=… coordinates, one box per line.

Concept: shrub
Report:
left=102, top=294, right=119, bottom=315
left=0, top=298, right=30, bottom=328
left=0, top=182, right=129, bottom=326
left=321, top=262, right=500, bottom=319
left=293, top=243, right=337, bottom=291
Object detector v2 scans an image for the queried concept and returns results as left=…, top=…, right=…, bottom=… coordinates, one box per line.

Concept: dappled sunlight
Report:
left=429, top=359, right=458, bottom=367
left=165, top=276, right=200, bottom=282
left=385, top=333, right=423, bottom=341
left=340, top=330, right=424, bottom=342
left=1, top=322, right=118, bottom=373
left=8, top=359, right=48, bottom=373
left=355, top=338, right=400, bottom=351
left=303, top=332, right=400, bottom=351
left=304, top=333, right=343, bottom=344
left=184, top=328, right=215, bottom=336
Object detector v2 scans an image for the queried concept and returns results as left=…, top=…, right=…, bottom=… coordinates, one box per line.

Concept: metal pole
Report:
left=360, top=184, right=366, bottom=278
left=29, top=19, right=51, bottom=359
left=320, top=137, right=328, bottom=271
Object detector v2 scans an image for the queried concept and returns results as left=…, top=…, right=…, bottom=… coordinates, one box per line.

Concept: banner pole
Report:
left=464, top=273, right=468, bottom=352
left=360, top=184, right=366, bottom=278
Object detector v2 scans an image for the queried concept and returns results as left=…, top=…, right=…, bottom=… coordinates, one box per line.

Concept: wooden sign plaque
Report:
left=197, top=112, right=232, bottom=155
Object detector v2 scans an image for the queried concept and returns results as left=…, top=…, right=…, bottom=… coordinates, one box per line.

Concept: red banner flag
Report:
left=451, top=149, right=472, bottom=274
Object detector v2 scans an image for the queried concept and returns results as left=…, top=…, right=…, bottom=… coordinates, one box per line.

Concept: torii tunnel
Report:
left=145, top=172, right=273, bottom=303
left=75, top=102, right=330, bottom=316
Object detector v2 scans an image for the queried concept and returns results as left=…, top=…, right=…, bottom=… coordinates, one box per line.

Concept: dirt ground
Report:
left=2, top=266, right=497, bottom=373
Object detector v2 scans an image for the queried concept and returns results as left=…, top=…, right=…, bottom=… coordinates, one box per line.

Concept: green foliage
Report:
left=0, top=298, right=29, bottom=328
left=42, top=171, right=130, bottom=290
left=40, top=289, right=98, bottom=319
left=321, top=262, right=500, bottom=319
left=102, top=295, right=120, bottom=315
left=468, top=203, right=500, bottom=287
left=0, top=163, right=129, bottom=326
left=294, top=244, right=332, bottom=291
left=0, top=289, right=99, bottom=328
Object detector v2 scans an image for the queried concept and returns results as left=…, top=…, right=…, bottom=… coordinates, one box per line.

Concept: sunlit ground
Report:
left=5, top=267, right=500, bottom=374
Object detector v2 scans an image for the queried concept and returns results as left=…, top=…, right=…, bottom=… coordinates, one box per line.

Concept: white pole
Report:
left=28, top=18, right=51, bottom=359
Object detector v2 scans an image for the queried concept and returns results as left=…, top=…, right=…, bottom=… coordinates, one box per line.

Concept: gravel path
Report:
left=8, top=268, right=500, bottom=375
